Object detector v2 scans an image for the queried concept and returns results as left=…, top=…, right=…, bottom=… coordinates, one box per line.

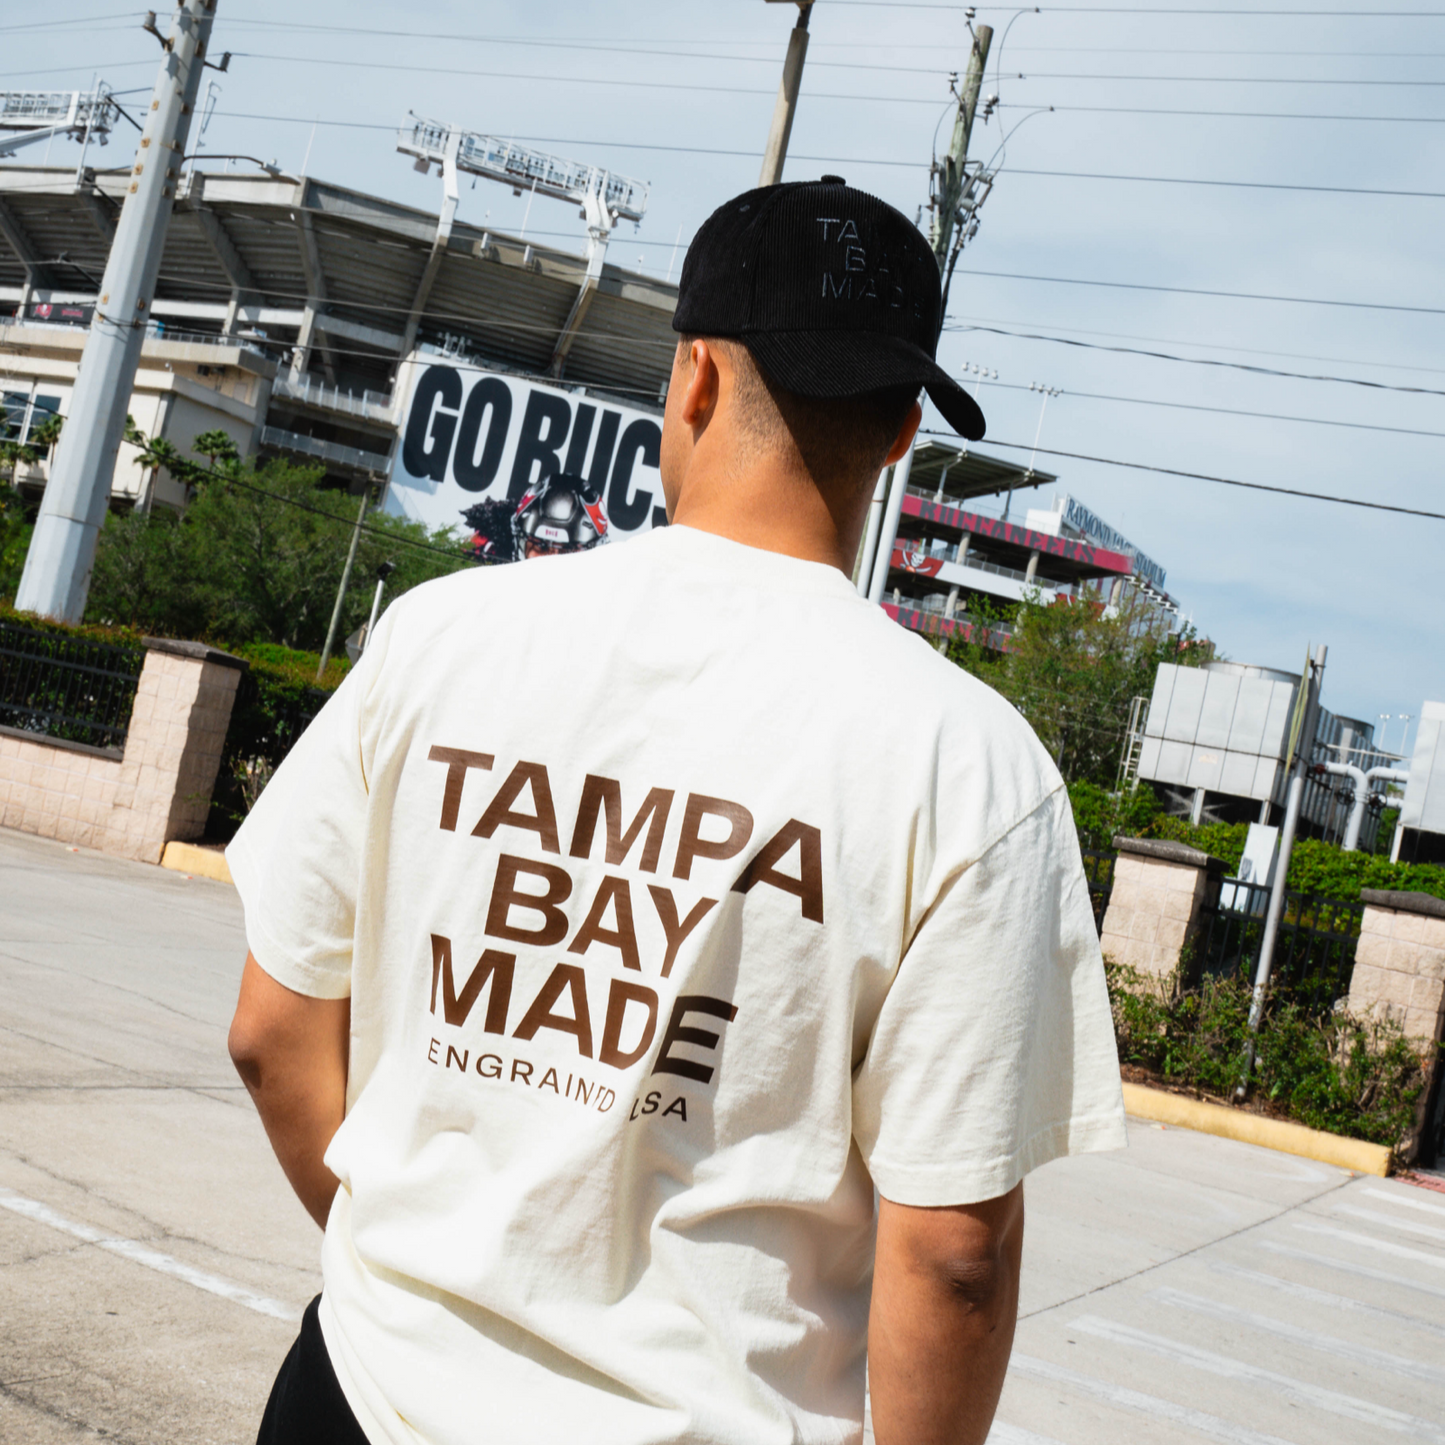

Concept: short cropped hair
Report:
left=678, top=335, right=917, bottom=490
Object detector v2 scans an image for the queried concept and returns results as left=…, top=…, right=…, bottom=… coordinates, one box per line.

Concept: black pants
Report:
left=258, top=1295, right=370, bottom=1445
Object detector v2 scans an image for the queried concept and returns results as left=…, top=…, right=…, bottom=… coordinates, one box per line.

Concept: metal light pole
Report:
left=15, top=2, right=217, bottom=623
left=759, top=1, right=815, bottom=186
left=316, top=488, right=370, bottom=681
left=1397, top=714, right=1414, bottom=758
left=867, top=445, right=918, bottom=604
left=1237, top=644, right=1327, bottom=1097
left=866, top=16, right=993, bottom=604
left=362, top=560, right=397, bottom=656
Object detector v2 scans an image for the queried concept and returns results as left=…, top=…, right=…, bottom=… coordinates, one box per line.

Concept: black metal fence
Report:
left=1197, top=878, right=1365, bottom=1012
left=206, top=666, right=333, bottom=838
left=0, top=619, right=145, bottom=752
left=1081, top=848, right=1117, bottom=933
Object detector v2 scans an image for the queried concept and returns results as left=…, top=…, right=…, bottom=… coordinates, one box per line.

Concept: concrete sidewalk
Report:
left=2, top=825, right=1443, bottom=1443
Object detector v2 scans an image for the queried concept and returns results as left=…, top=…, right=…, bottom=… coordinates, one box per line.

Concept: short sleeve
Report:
left=851, top=787, right=1126, bottom=1207
left=225, top=648, right=375, bottom=1001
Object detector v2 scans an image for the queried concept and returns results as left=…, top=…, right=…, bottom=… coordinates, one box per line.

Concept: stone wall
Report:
left=1100, top=836, right=1228, bottom=980
left=0, top=639, right=245, bottom=864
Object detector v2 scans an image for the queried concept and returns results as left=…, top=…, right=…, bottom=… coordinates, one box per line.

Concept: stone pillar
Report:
left=0, top=638, right=245, bottom=864
left=1348, top=891, right=1445, bottom=1044
left=1348, top=891, right=1445, bottom=1164
left=1100, top=836, right=1228, bottom=981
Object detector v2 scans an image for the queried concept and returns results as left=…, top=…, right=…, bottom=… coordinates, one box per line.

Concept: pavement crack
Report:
left=0, top=1374, right=135, bottom=1442
left=1019, top=1172, right=1357, bottom=1321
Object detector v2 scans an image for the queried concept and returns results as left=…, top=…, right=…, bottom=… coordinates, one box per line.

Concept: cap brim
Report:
left=741, top=329, right=986, bottom=442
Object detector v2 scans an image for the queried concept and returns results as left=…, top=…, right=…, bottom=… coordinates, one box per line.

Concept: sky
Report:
left=4, top=1, right=1442, bottom=753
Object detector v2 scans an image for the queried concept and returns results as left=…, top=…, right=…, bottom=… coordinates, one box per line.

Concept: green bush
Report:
left=0, top=597, right=144, bottom=648
left=206, top=642, right=345, bottom=839
left=1142, top=811, right=1445, bottom=902
left=1107, top=961, right=1431, bottom=1149
left=1068, top=779, right=1164, bottom=850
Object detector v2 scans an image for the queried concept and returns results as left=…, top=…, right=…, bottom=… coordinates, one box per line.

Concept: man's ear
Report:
left=680, top=339, right=722, bottom=432
left=884, top=401, right=924, bottom=466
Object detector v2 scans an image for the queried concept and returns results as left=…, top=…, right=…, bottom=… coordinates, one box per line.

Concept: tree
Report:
left=947, top=585, right=1210, bottom=787
left=0, top=479, right=32, bottom=598
left=192, top=429, right=240, bottom=472
left=86, top=450, right=471, bottom=650
left=28, top=412, right=63, bottom=461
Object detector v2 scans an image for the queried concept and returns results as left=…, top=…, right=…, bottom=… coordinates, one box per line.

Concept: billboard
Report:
left=1061, top=495, right=1166, bottom=591
left=386, top=358, right=667, bottom=560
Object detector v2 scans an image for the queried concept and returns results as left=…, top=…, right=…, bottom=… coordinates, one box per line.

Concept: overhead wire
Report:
left=202, top=112, right=1445, bottom=200
left=920, top=432, right=1445, bottom=521
left=831, top=4, right=1445, bottom=13
left=950, top=313, right=1445, bottom=377
left=996, top=102, right=1445, bottom=120
left=948, top=324, right=1445, bottom=395
left=955, top=378, right=1445, bottom=439
left=952, top=267, right=1445, bottom=317
left=216, top=51, right=1445, bottom=104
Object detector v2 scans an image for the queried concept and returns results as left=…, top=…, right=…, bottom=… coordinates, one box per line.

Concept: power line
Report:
left=0, top=12, right=132, bottom=33
left=833, top=4, right=1445, bottom=13
left=224, top=52, right=940, bottom=104
left=922, top=433, right=1445, bottom=521
left=998, top=72, right=1445, bottom=85
left=971, top=378, right=1445, bottom=440
left=193, top=21, right=1445, bottom=82
left=953, top=267, right=1445, bottom=317
left=949, top=312, right=1445, bottom=378
left=204, top=112, right=1445, bottom=201
left=1001, top=167, right=1445, bottom=200
left=949, top=324, right=1445, bottom=396
left=225, top=51, right=1445, bottom=101
left=997, top=102, right=1445, bottom=121
left=214, top=474, right=479, bottom=565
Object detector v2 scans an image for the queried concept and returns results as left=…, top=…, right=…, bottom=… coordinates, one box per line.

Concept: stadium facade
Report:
left=1, top=159, right=1178, bottom=648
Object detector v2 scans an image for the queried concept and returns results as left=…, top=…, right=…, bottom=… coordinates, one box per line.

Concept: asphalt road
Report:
left=2, top=825, right=1443, bottom=1444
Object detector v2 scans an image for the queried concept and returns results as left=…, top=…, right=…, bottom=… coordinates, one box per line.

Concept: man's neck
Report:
left=667, top=458, right=866, bottom=575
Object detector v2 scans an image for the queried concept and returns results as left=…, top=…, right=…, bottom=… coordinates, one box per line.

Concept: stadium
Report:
left=1, top=94, right=1176, bottom=646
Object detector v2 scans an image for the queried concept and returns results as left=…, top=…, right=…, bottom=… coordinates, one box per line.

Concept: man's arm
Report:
left=227, top=953, right=350, bottom=1229
left=868, top=1183, right=1024, bottom=1445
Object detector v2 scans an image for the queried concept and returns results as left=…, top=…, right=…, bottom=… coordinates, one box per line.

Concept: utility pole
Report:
left=863, top=14, right=992, bottom=603
left=15, top=2, right=217, bottom=623
left=929, top=19, right=994, bottom=268
left=759, top=1, right=815, bottom=186
left=1236, top=644, right=1327, bottom=1097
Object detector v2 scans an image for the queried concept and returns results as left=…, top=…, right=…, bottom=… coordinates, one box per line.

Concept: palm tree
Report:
left=191, top=429, right=240, bottom=473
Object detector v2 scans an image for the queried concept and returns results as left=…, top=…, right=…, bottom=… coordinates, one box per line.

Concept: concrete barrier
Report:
left=1121, top=1081, right=1393, bottom=1176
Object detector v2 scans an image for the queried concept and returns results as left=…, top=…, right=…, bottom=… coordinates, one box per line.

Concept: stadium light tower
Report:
left=397, top=118, right=648, bottom=259
left=0, top=85, right=119, bottom=161
left=396, top=118, right=651, bottom=371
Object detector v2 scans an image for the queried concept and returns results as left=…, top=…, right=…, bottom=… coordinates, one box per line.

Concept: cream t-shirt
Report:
left=228, top=523, right=1125, bottom=1445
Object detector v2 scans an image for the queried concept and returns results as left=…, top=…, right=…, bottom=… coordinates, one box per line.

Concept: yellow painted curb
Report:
left=1121, top=1082, right=1392, bottom=1177
left=160, top=840, right=233, bottom=885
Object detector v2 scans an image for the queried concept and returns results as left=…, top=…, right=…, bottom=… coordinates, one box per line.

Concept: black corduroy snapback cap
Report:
left=672, top=176, right=984, bottom=441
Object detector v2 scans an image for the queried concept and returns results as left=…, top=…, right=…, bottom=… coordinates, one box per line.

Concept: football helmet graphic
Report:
left=512, top=471, right=609, bottom=559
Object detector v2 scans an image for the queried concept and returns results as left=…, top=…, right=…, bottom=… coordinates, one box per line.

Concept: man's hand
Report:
left=868, top=1183, right=1024, bottom=1445
left=227, top=954, right=350, bottom=1229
